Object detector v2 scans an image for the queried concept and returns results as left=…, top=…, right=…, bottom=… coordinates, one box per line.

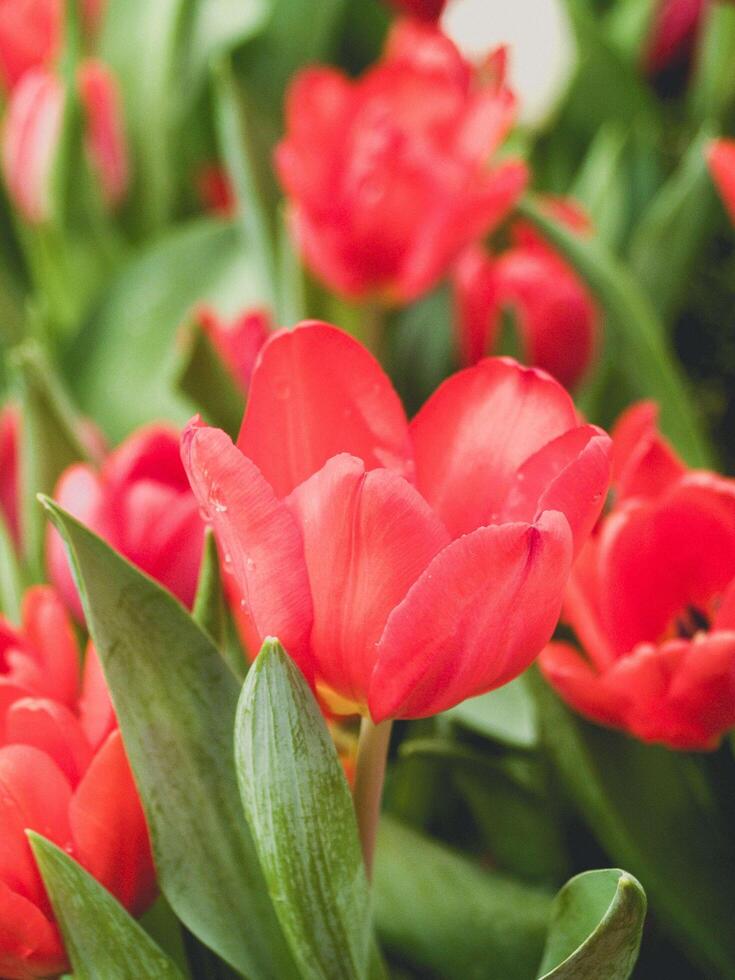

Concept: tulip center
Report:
left=674, top=604, right=711, bottom=639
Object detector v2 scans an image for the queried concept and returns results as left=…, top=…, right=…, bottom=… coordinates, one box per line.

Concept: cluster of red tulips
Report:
left=1, top=0, right=735, bottom=978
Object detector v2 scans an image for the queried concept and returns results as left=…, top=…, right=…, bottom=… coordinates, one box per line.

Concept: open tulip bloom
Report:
left=182, top=320, right=612, bottom=723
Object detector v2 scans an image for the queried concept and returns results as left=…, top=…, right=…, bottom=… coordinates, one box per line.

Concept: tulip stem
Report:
left=352, top=716, right=393, bottom=879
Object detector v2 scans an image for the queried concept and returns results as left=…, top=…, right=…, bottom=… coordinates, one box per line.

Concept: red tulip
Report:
left=48, top=424, right=205, bottom=621
left=387, top=0, right=447, bottom=20
left=708, top=138, right=735, bottom=225
left=2, top=67, right=65, bottom=223
left=182, top=321, right=611, bottom=721
left=77, top=59, right=129, bottom=208
left=540, top=401, right=735, bottom=750
left=0, top=405, right=19, bottom=548
left=275, top=21, right=527, bottom=303
left=196, top=163, right=236, bottom=218
left=195, top=306, right=271, bottom=391
left=644, top=0, right=706, bottom=76
left=0, top=0, right=61, bottom=92
left=0, top=586, right=153, bottom=979
left=453, top=198, right=598, bottom=388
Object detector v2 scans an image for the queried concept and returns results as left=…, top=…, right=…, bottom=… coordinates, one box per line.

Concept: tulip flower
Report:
left=540, top=401, right=735, bottom=750
left=77, top=59, right=129, bottom=208
left=182, top=321, right=612, bottom=722
left=48, top=424, right=205, bottom=621
left=0, top=586, right=154, bottom=979
left=645, top=0, right=705, bottom=77
left=196, top=306, right=271, bottom=392
left=2, top=67, right=65, bottom=223
left=707, top=138, right=735, bottom=225
left=196, top=162, right=236, bottom=218
left=453, top=198, right=598, bottom=388
left=0, top=405, right=19, bottom=548
left=0, top=0, right=61, bottom=92
left=388, top=0, right=447, bottom=19
left=275, top=20, right=527, bottom=303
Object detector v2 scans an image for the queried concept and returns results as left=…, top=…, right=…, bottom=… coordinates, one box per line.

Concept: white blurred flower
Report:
left=442, top=0, right=577, bottom=128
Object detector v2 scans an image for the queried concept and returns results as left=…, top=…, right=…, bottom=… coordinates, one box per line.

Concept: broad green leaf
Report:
left=374, top=817, right=552, bottom=980
left=517, top=195, right=711, bottom=468
left=445, top=674, right=537, bottom=748
left=538, top=869, right=646, bottom=979
left=235, top=639, right=372, bottom=980
left=29, top=834, right=184, bottom=980
left=213, top=61, right=278, bottom=309
left=530, top=670, right=735, bottom=978
left=41, top=499, right=299, bottom=979
left=629, top=128, right=717, bottom=325
left=100, top=0, right=186, bottom=232
left=174, top=314, right=245, bottom=438
left=12, top=342, right=93, bottom=576
left=65, top=219, right=265, bottom=442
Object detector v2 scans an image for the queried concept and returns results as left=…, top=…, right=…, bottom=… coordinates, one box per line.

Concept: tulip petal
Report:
left=5, top=697, right=92, bottom=786
left=0, top=880, right=65, bottom=980
left=708, top=138, right=735, bottom=225
left=181, top=421, right=314, bottom=674
left=410, top=356, right=577, bottom=537
left=78, top=643, right=116, bottom=751
left=70, top=730, right=155, bottom=915
left=0, top=745, right=72, bottom=908
left=610, top=400, right=684, bottom=503
left=238, top=322, right=413, bottom=498
left=21, top=586, right=79, bottom=706
left=370, top=511, right=572, bottom=720
left=286, top=454, right=449, bottom=709
left=501, top=424, right=612, bottom=555
left=539, top=642, right=626, bottom=728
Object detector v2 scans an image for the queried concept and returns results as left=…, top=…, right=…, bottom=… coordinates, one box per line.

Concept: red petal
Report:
left=70, top=731, right=155, bottom=915
left=0, top=880, right=65, bottom=980
left=181, top=421, right=314, bottom=676
left=0, top=745, right=72, bottom=908
left=286, top=455, right=449, bottom=709
left=238, top=322, right=413, bottom=498
left=77, top=59, right=128, bottom=206
left=410, top=356, right=577, bottom=537
left=452, top=244, right=500, bottom=366
left=501, top=424, right=612, bottom=555
left=21, top=587, right=80, bottom=706
left=78, top=643, right=116, bottom=751
left=610, top=400, right=684, bottom=503
left=105, top=424, right=189, bottom=492
left=709, top=138, right=735, bottom=225
left=370, top=511, right=572, bottom=720
left=5, top=698, right=92, bottom=786
left=539, top=641, right=626, bottom=727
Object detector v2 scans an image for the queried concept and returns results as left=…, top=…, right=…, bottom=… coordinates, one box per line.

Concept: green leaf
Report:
left=688, top=1, right=735, bottom=125
left=41, top=499, right=299, bottom=979
left=235, top=639, right=372, bottom=980
left=517, top=195, right=711, bottom=468
left=65, top=219, right=265, bottom=442
left=0, top=512, right=23, bottom=622
left=445, top=674, right=537, bottom=748
left=571, top=123, right=629, bottom=250
left=28, top=833, right=184, bottom=980
left=629, top=127, right=718, bottom=325
left=538, top=869, right=646, bottom=979
left=12, top=342, right=93, bottom=576
left=374, top=817, right=552, bottom=980
left=174, top=314, right=245, bottom=438
left=530, top=670, right=735, bottom=978
left=192, top=527, right=227, bottom=649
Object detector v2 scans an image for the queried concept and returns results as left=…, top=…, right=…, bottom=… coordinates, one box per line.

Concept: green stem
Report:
left=352, top=716, right=393, bottom=879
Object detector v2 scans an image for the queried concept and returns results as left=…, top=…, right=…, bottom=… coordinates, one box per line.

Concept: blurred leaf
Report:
left=604, top=0, right=658, bottom=62
left=213, top=62, right=278, bottom=308
left=235, top=639, right=371, bottom=980
left=538, top=868, right=646, bottom=979
left=180, top=0, right=269, bottom=109
left=12, top=342, right=93, bottom=577
left=100, top=0, right=186, bottom=232
left=688, top=1, right=735, bottom=125
left=530, top=670, right=735, bottom=978
left=0, top=514, right=23, bottom=622
left=66, top=219, right=265, bottom=442
left=629, top=127, right=717, bottom=325
left=42, top=500, right=299, bottom=979
left=571, top=123, right=629, bottom=249
left=29, top=834, right=184, bottom=980
left=374, top=817, right=552, bottom=980
left=445, top=675, right=537, bottom=749
left=174, top=315, right=245, bottom=438
left=517, top=195, right=711, bottom=468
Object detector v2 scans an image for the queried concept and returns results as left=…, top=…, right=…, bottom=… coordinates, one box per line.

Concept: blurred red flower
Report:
left=645, top=0, right=706, bottom=76
left=196, top=163, right=236, bottom=218
left=196, top=306, right=271, bottom=392
left=0, top=405, right=19, bottom=548
left=48, top=424, right=205, bottom=621
left=387, top=0, right=447, bottom=20
left=708, top=138, right=735, bottom=224
left=453, top=197, right=599, bottom=389
left=276, top=20, right=527, bottom=302
left=541, top=401, right=735, bottom=750
left=0, top=0, right=61, bottom=92
left=77, top=59, right=129, bottom=208
left=182, top=321, right=611, bottom=721
left=0, top=586, right=154, bottom=979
